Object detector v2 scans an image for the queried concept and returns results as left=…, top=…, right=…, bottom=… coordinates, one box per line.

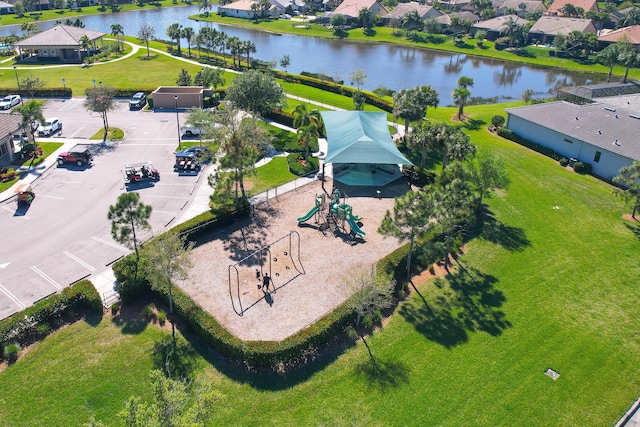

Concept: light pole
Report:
left=175, top=95, right=182, bottom=150
left=13, top=66, right=20, bottom=93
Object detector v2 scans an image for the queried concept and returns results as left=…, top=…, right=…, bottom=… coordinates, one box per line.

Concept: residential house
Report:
left=271, top=0, right=306, bottom=13
left=492, top=0, right=546, bottom=18
left=218, top=0, right=272, bottom=19
left=471, top=14, right=530, bottom=40
left=383, top=2, right=443, bottom=21
left=329, top=0, right=389, bottom=20
left=0, top=1, right=14, bottom=15
left=505, top=100, right=640, bottom=179
left=545, top=0, right=598, bottom=16
left=438, top=0, right=471, bottom=12
left=14, top=24, right=105, bottom=63
left=0, top=115, right=23, bottom=167
left=436, top=11, right=481, bottom=31
left=598, top=25, right=640, bottom=51
left=527, top=16, right=596, bottom=44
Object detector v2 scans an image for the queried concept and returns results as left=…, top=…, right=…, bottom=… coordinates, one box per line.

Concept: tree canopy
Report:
left=224, top=70, right=284, bottom=117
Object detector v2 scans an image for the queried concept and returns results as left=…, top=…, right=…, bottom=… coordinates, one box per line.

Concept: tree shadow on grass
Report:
left=462, top=118, right=486, bottom=131
left=624, top=222, right=640, bottom=241
left=353, top=356, right=411, bottom=390
left=399, top=265, right=510, bottom=347
left=151, top=335, right=198, bottom=379
left=470, top=207, right=531, bottom=252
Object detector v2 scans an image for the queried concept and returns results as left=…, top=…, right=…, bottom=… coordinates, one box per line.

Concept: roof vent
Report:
left=613, top=140, right=621, bottom=146
left=615, top=114, right=619, bottom=118
left=605, top=106, right=616, bottom=112
left=575, top=116, right=579, bottom=120
left=598, top=130, right=602, bottom=134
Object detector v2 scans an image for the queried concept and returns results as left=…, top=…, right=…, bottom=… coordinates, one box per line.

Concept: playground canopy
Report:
left=321, top=111, right=412, bottom=186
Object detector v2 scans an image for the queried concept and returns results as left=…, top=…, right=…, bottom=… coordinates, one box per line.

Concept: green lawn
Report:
left=244, top=156, right=298, bottom=195
left=1, top=104, right=639, bottom=426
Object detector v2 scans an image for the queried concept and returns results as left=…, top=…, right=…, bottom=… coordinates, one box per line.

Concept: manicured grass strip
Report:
left=244, top=156, right=298, bottom=195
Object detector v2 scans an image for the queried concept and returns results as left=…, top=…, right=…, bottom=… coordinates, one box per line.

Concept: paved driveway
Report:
left=0, top=98, right=209, bottom=320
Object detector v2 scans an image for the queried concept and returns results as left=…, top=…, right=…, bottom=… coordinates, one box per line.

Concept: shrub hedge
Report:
left=287, top=153, right=319, bottom=176
left=0, top=280, right=102, bottom=360
left=573, top=161, right=592, bottom=174
left=497, top=127, right=563, bottom=161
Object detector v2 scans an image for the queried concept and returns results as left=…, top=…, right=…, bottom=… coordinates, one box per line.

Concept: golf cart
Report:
left=15, top=183, right=34, bottom=206
left=123, top=161, right=160, bottom=184
left=174, top=150, right=201, bottom=172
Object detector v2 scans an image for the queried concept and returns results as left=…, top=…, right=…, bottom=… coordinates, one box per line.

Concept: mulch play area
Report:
left=177, top=178, right=411, bottom=342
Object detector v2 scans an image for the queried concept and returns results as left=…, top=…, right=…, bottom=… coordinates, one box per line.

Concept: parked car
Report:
left=38, top=118, right=62, bottom=136
left=0, top=94, right=21, bottom=110
left=57, top=144, right=93, bottom=167
left=181, top=122, right=222, bottom=137
left=129, top=92, right=147, bottom=110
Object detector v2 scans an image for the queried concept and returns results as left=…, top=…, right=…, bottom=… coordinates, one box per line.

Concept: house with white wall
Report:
left=505, top=100, right=640, bottom=180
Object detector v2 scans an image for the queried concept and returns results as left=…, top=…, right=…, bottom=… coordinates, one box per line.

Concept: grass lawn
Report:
left=1, top=104, right=639, bottom=426
left=244, top=156, right=298, bottom=195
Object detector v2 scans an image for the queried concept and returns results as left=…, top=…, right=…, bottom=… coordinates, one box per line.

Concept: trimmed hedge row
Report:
left=497, top=128, right=563, bottom=161
left=270, top=70, right=393, bottom=113
left=0, top=280, right=102, bottom=360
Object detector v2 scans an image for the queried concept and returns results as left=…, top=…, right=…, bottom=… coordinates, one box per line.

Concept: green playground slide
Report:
left=346, top=216, right=366, bottom=237
left=297, top=205, right=319, bottom=223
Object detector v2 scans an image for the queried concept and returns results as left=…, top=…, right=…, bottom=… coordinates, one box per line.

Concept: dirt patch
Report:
left=622, top=214, right=639, bottom=222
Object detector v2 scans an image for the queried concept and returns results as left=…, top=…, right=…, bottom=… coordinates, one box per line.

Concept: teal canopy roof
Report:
left=321, top=111, right=412, bottom=165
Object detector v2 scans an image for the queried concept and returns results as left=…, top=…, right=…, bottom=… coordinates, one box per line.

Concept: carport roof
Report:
left=321, top=111, right=411, bottom=165
left=0, top=113, right=24, bottom=137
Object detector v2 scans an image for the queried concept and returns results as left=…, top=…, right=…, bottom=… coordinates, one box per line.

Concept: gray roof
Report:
left=0, top=1, right=13, bottom=8
left=15, top=24, right=105, bottom=48
left=528, top=16, right=596, bottom=35
left=506, top=101, right=640, bottom=161
left=473, top=14, right=529, bottom=32
left=493, top=0, right=545, bottom=12
left=0, top=113, right=24, bottom=138
left=384, top=2, right=441, bottom=19
left=437, top=11, right=480, bottom=24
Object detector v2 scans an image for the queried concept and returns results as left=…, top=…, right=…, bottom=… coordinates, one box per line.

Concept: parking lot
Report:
left=0, top=98, right=210, bottom=320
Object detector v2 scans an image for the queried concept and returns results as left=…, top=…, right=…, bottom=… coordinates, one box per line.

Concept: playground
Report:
left=176, top=177, right=410, bottom=342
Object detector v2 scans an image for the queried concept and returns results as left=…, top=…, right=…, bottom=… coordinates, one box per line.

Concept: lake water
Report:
left=0, top=6, right=601, bottom=102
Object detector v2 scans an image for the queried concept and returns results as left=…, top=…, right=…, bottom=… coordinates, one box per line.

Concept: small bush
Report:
left=491, top=115, right=505, bottom=128
left=573, top=161, right=592, bottom=174
left=559, top=157, right=569, bottom=167
left=110, top=302, right=120, bottom=315
left=402, top=165, right=435, bottom=187
left=287, top=154, right=319, bottom=176
left=157, top=310, right=167, bottom=325
left=142, top=304, right=156, bottom=320
left=4, top=342, right=21, bottom=363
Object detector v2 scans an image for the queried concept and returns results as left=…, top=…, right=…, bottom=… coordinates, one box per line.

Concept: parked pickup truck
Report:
left=57, top=144, right=93, bottom=167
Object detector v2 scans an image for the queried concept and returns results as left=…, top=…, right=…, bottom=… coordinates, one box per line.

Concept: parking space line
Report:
left=41, top=180, right=83, bottom=184
left=63, top=251, right=96, bottom=272
left=1, top=206, right=30, bottom=219
left=31, top=266, right=62, bottom=290
left=0, top=283, right=26, bottom=309
left=92, top=237, right=130, bottom=252
left=35, top=194, right=65, bottom=200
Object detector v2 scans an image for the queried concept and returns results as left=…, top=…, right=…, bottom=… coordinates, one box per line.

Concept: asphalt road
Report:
left=0, top=98, right=209, bottom=320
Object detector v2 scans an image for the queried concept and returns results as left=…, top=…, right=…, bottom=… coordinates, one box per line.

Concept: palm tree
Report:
left=227, top=36, right=242, bottom=68
left=618, top=43, right=640, bottom=83
left=293, top=104, right=323, bottom=133
left=457, top=75, right=474, bottom=89
left=452, top=87, right=471, bottom=120
left=597, top=44, right=619, bottom=83
left=198, top=0, right=212, bottom=16
left=242, top=40, right=256, bottom=68
left=166, top=23, right=183, bottom=56
left=14, top=99, right=45, bottom=149
left=110, top=23, right=124, bottom=52
left=501, top=16, right=523, bottom=48
left=297, top=123, right=320, bottom=161
left=401, top=10, right=422, bottom=36
left=182, top=27, right=194, bottom=57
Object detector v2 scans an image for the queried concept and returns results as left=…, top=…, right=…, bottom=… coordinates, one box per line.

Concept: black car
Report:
left=184, top=145, right=212, bottom=161
left=129, top=92, right=147, bottom=110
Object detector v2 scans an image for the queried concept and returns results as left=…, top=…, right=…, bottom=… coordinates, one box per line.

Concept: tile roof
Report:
left=0, top=113, right=24, bottom=138
left=506, top=101, right=640, bottom=160
left=598, top=25, right=640, bottom=44
left=547, top=0, right=598, bottom=14
left=333, top=0, right=386, bottom=18
left=15, top=24, right=105, bottom=47
left=385, top=2, right=440, bottom=19
left=473, top=14, right=529, bottom=31
left=528, top=16, right=596, bottom=35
